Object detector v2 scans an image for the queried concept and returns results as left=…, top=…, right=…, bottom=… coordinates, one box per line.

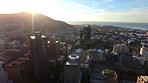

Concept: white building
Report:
left=112, top=43, right=128, bottom=54
left=140, top=44, right=148, bottom=60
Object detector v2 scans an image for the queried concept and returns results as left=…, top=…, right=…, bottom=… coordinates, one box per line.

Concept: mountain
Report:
left=0, top=12, right=72, bottom=32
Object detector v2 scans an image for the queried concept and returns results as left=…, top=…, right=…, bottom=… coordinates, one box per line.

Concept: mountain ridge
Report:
left=0, top=12, right=72, bottom=32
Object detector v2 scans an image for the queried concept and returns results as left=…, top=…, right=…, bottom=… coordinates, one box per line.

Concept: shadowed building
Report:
left=115, top=55, right=145, bottom=74
left=80, top=25, right=91, bottom=49
left=5, top=57, right=32, bottom=83
left=48, top=39, right=60, bottom=61
left=64, top=54, right=81, bottom=83
left=30, top=31, right=50, bottom=80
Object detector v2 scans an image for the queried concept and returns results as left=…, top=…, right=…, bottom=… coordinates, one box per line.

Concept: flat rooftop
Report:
left=6, top=57, right=30, bottom=67
left=65, top=61, right=78, bottom=66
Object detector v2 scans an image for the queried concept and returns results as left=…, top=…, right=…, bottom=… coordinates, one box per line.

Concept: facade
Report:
left=0, top=63, right=10, bottom=83
left=30, top=32, right=50, bottom=79
left=140, top=43, right=148, bottom=60
left=48, top=39, right=60, bottom=60
left=64, top=62, right=80, bottom=83
left=89, top=49, right=106, bottom=62
left=90, top=69, right=118, bottom=83
left=112, top=43, right=128, bottom=54
left=5, top=57, right=32, bottom=82
left=137, top=76, right=148, bottom=83
left=0, top=39, right=6, bottom=52
left=60, top=42, right=68, bottom=56
left=115, top=55, right=145, bottom=74
left=80, top=25, right=91, bottom=48
left=64, top=54, right=81, bottom=83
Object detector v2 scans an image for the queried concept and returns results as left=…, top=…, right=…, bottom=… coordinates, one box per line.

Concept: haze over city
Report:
left=0, top=0, right=148, bottom=22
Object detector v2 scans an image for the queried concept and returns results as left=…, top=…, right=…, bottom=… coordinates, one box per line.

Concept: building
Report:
left=0, top=39, right=6, bottom=52
left=5, top=57, right=32, bottom=82
left=140, top=43, right=148, bottom=60
left=137, top=76, right=148, bottom=83
left=115, top=55, right=145, bottom=74
left=64, top=54, right=81, bottom=83
left=60, top=42, right=68, bottom=56
left=89, top=49, right=106, bottom=62
left=0, top=55, right=13, bottom=64
left=80, top=25, right=91, bottom=48
left=90, top=69, right=118, bottom=83
left=64, top=61, right=81, bottom=83
left=48, top=39, right=60, bottom=60
left=0, top=63, right=10, bottom=83
left=112, top=43, right=128, bottom=54
left=30, top=31, right=50, bottom=79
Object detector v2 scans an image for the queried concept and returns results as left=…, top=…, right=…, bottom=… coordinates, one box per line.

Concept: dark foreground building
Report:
left=30, top=32, right=50, bottom=80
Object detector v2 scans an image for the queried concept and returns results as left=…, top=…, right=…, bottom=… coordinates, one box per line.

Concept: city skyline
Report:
left=0, top=0, right=148, bottom=22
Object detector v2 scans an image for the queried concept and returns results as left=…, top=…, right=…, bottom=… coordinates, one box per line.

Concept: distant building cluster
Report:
left=0, top=23, right=148, bottom=83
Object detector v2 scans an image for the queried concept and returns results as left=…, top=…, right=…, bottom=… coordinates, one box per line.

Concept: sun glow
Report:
left=0, top=0, right=61, bottom=18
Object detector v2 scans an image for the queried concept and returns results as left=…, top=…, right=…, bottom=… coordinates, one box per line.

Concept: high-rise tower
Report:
left=30, top=31, right=49, bottom=79
left=80, top=25, right=91, bottom=49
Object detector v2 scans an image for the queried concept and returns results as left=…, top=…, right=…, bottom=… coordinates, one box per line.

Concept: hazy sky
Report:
left=0, top=0, right=148, bottom=22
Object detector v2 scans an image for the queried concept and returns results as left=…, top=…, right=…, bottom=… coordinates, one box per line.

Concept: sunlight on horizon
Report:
left=0, top=0, right=148, bottom=22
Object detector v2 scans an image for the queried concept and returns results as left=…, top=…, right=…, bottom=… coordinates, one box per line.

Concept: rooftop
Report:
left=65, top=61, right=78, bottom=66
left=6, top=57, right=30, bottom=67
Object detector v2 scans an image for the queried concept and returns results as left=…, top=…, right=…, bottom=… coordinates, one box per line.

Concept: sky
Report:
left=0, top=0, right=148, bottom=22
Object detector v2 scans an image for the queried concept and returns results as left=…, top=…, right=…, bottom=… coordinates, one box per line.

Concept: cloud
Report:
left=90, top=8, right=148, bottom=22
left=90, top=0, right=113, bottom=7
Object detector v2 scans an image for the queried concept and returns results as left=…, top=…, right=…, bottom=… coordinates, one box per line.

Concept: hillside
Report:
left=0, top=12, right=72, bottom=32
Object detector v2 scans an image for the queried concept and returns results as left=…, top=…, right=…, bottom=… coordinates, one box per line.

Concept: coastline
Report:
left=67, top=21, right=148, bottom=30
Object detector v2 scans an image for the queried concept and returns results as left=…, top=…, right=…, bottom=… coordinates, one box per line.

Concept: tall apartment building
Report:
left=30, top=31, right=49, bottom=79
left=80, top=25, right=91, bottom=48
left=64, top=54, right=81, bottom=83
left=48, top=39, right=60, bottom=60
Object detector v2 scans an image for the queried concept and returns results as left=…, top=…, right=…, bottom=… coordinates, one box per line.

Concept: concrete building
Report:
left=112, top=43, right=128, bottom=54
left=137, top=76, right=148, bottom=83
left=140, top=43, right=148, bottom=60
left=115, top=55, right=145, bottom=74
left=64, top=54, right=81, bottom=83
left=30, top=31, right=50, bottom=79
left=0, top=39, right=6, bottom=52
left=60, top=42, right=68, bottom=56
left=48, top=39, right=60, bottom=60
left=64, top=61, right=81, bottom=83
left=89, top=49, right=106, bottom=62
left=80, top=25, right=91, bottom=48
left=48, top=40, right=65, bottom=67
left=90, top=69, right=118, bottom=83
left=5, top=57, right=32, bottom=82
left=0, top=63, right=10, bottom=83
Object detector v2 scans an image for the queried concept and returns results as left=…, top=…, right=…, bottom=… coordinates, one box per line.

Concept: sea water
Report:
left=67, top=21, right=148, bottom=30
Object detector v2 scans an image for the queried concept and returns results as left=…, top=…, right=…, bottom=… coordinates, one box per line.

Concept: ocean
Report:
left=67, top=21, right=148, bottom=30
